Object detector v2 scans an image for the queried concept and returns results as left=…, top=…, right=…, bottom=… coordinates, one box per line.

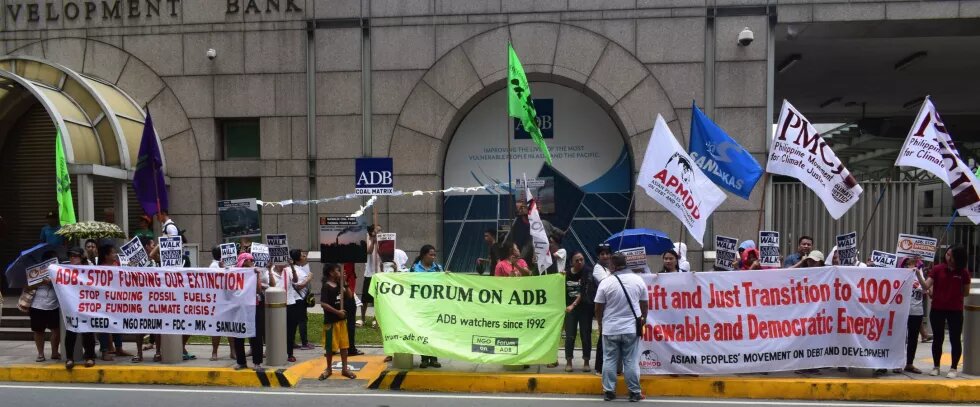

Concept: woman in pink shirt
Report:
left=494, top=243, right=532, bottom=277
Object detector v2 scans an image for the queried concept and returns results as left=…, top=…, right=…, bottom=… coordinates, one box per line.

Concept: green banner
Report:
left=369, top=272, right=564, bottom=365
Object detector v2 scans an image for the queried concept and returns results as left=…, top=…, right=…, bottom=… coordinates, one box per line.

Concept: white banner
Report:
left=895, top=98, right=980, bottom=222
left=767, top=100, right=863, bottom=219
left=639, top=266, right=914, bottom=375
left=525, top=180, right=553, bottom=272
left=159, top=236, right=183, bottom=267
left=120, top=236, right=150, bottom=267
left=266, top=234, right=289, bottom=265
left=715, top=236, right=738, bottom=271
left=870, top=250, right=898, bottom=268
left=759, top=231, right=780, bottom=268
left=49, top=265, right=257, bottom=337
left=637, top=115, right=726, bottom=245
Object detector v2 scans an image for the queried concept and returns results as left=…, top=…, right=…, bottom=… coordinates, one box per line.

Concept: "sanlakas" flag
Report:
left=637, top=115, right=726, bottom=245
left=688, top=102, right=763, bottom=200
left=766, top=100, right=862, bottom=219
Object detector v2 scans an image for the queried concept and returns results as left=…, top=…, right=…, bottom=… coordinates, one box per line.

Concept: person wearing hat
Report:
left=801, top=250, right=824, bottom=268
left=39, top=211, right=65, bottom=247
left=133, top=215, right=155, bottom=240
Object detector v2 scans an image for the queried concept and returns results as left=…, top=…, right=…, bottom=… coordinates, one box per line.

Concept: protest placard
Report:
left=266, top=234, right=289, bottom=265
left=120, top=236, right=150, bottom=267
left=27, top=258, right=58, bottom=287
left=250, top=243, right=270, bottom=268
left=377, top=233, right=396, bottom=264
left=715, top=235, right=738, bottom=271
left=639, top=266, right=913, bottom=374
left=355, top=157, right=394, bottom=195
left=219, top=243, right=238, bottom=268
left=218, top=198, right=261, bottom=240
left=370, top=273, right=563, bottom=365
left=619, top=247, right=647, bottom=270
left=759, top=231, right=780, bottom=268
left=49, top=264, right=257, bottom=337
left=836, top=232, right=858, bottom=266
left=319, top=216, right=368, bottom=263
left=870, top=250, right=898, bottom=268
left=159, top=236, right=183, bottom=267
left=895, top=234, right=938, bottom=259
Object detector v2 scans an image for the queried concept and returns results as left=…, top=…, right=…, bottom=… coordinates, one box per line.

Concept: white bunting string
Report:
left=255, top=183, right=507, bottom=215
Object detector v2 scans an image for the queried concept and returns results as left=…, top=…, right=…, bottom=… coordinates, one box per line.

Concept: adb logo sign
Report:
left=514, top=99, right=553, bottom=139
left=355, top=158, right=394, bottom=195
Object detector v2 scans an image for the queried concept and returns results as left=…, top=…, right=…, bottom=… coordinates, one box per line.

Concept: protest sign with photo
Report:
left=870, top=251, right=898, bottom=268
left=377, top=233, right=396, bottom=263
left=715, top=236, right=738, bottom=271
left=319, top=216, right=368, bottom=263
left=27, top=258, right=59, bottom=287
left=895, top=234, right=937, bottom=259
left=835, top=232, right=858, bottom=266
left=250, top=243, right=270, bottom=268
left=370, top=273, right=564, bottom=365
left=218, top=198, right=261, bottom=240
left=266, top=234, right=289, bottom=265
left=619, top=247, right=647, bottom=270
left=766, top=100, right=863, bottom=219
left=639, top=266, right=914, bottom=374
left=759, top=231, right=780, bottom=268
left=120, top=236, right=150, bottom=267
left=49, top=264, right=257, bottom=337
left=219, top=243, right=238, bottom=268
left=158, top=236, right=183, bottom=267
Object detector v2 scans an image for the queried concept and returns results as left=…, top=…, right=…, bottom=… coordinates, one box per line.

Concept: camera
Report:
left=737, top=27, right=754, bottom=46
left=206, top=48, right=217, bottom=60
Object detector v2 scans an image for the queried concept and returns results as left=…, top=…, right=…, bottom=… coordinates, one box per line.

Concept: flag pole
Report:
left=935, top=210, right=957, bottom=263
left=507, top=100, right=514, bottom=224
left=755, top=172, right=771, bottom=234
left=859, top=182, right=888, bottom=257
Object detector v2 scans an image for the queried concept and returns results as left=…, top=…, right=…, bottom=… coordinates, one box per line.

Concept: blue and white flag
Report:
left=688, top=102, right=763, bottom=200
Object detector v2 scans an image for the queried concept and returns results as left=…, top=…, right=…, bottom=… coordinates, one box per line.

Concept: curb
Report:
left=367, top=370, right=980, bottom=403
left=0, top=362, right=311, bottom=388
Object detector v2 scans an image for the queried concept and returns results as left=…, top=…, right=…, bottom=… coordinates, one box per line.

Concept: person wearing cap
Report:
left=232, top=252, right=274, bottom=370
left=39, top=211, right=65, bottom=247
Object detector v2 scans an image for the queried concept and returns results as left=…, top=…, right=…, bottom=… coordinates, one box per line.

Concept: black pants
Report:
left=345, top=298, right=358, bottom=352
left=286, top=301, right=305, bottom=357
left=235, top=303, right=265, bottom=366
left=97, top=333, right=122, bottom=352
left=565, top=306, right=593, bottom=361
left=906, top=315, right=923, bottom=366
left=298, top=305, right=309, bottom=345
left=930, top=309, right=964, bottom=369
left=65, top=330, right=96, bottom=360
left=594, top=330, right=603, bottom=372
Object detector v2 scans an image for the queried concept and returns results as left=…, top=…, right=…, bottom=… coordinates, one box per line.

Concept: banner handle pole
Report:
left=756, top=172, right=771, bottom=234
left=935, top=210, right=957, bottom=263
left=616, top=193, right=636, bottom=251
left=859, top=182, right=888, bottom=259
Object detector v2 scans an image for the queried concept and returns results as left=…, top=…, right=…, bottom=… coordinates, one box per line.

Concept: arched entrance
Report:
left=442, top=82, right=633, bottom=271
left=0, top=56, right=161, bottom=286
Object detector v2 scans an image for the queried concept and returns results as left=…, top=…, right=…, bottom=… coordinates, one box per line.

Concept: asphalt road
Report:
left=0, top=383, right=951, bottom=407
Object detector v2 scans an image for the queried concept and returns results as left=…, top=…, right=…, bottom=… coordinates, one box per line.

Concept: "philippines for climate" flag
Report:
left=637, top=115, right=726, bottom=246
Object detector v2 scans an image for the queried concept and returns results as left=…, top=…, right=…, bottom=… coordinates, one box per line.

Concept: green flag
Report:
left=55, top=129, right=76, bottom=225
left=507, top=43, right=553, bottom=165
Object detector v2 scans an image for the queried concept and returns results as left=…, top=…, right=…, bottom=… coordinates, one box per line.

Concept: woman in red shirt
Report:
left=921, top=246, right=972, bottom=378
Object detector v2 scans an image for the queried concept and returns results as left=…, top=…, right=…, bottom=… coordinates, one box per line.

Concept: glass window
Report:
left=219, top=178, right=262, bottom=201
left=221, top=119, right=260, bottom=159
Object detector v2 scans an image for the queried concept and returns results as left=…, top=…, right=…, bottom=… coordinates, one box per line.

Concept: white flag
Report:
left=636, top=115, right=725, bottom=246
left=766, top=100, right=863, bottom=219
left=525, top=178, right=553, bottom=272
left=895, top=97, right=980, bottom=223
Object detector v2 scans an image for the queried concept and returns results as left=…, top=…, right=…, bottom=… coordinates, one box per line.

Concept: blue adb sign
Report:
left=355, top=157, right=394, bottom=195
left=514, top=99, right=553, bottom=139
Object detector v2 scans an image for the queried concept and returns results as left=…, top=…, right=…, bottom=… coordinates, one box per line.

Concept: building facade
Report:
left=1, top=0, right=977, bottom=272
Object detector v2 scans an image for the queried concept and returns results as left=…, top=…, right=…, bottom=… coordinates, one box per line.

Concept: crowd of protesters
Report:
left=12, top=207, right=975, bottom=399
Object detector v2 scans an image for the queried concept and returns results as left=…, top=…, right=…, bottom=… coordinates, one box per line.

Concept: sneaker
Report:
left=930, top=367, right=940, bottom=376
left=234, top=364, right=248, bottom=370
left=628, top=392, right=644, bottom=402
left=253, top=363, right=264, bottom=370
left=430, top=361, right=442, bottom=368
left=604, top=391, right=616, bottom=401
left=419, top=360, right=429, bottom=369
left=300, top=343, right=316, bottom=350
left=904, top=365, right=922, bottom=374
left=355, top=319, right=364, bottom=327
left=947, top=369, right=958, bottom=379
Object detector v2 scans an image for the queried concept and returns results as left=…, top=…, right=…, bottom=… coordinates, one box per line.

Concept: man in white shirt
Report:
left=158, top=211, right=179, bottom=237
left=594, top=253, right=647, bottom=402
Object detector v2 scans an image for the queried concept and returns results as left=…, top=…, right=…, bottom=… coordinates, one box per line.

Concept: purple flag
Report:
left=132, top=112, right=168, bottom=216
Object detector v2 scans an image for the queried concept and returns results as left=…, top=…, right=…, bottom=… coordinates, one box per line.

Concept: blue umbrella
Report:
left=605, top=228, right=674, bottom=255
left=4, top=243, right=58, bottom=288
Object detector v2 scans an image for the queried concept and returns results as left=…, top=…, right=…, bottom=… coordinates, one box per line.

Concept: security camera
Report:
left=206, top=48, right=217, bottom=60
left=737, top=27, right=754, bottom=46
